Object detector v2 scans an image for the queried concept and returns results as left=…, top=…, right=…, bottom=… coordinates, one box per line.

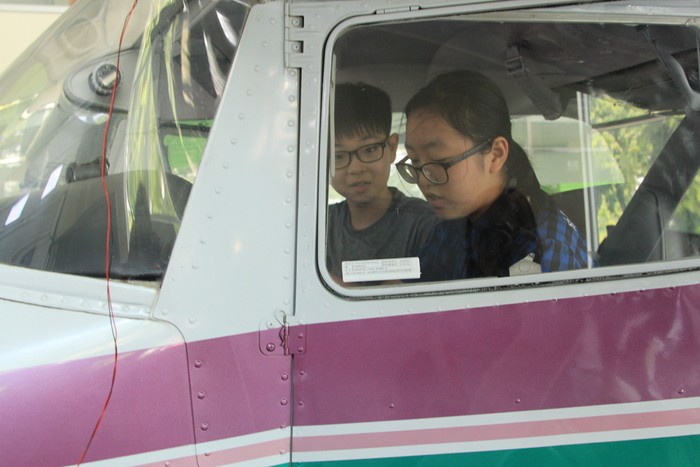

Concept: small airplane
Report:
left=1, top=0, right=700, bottom=466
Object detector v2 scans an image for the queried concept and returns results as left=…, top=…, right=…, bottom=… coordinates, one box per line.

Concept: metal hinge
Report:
left=259, top=311, right=307, bottom=356
left=376, top=5, right=420, bottom=14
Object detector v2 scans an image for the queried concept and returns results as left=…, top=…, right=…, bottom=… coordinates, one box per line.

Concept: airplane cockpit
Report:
left=0, top=0, right=250, bottom=280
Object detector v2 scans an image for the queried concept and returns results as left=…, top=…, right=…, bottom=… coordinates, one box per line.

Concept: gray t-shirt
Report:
left=326, top=187, right=440, bottom=278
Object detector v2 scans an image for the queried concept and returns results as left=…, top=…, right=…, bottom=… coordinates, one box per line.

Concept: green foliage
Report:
left=588, top=96, right=683, bottom=241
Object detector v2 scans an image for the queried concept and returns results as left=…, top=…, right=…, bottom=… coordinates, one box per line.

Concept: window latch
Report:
left=259, top=311, right=307, bottom=356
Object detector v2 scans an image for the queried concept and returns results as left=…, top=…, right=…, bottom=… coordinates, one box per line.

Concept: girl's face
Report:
left=405, top=110, right=507, bottom=220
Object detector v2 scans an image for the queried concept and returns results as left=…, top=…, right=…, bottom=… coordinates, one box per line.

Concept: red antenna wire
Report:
left=77, top=0, right=139, bottom=464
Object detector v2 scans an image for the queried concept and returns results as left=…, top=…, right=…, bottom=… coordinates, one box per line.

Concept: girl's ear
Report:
left=388, top=132, right=399, bottom=163
left=487, top=136, right=509, bottom=174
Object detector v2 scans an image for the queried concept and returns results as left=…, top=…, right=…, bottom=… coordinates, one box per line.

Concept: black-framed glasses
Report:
left=334, top=137, right=390, bottom=170
left=396, top=140, right=492, bottom=185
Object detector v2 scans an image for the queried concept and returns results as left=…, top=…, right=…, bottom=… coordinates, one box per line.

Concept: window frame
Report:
left=316, top=5, right=700, bottom=299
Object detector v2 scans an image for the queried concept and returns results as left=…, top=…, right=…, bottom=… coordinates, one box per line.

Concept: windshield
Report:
left=0, top=0, right=251, bottom=280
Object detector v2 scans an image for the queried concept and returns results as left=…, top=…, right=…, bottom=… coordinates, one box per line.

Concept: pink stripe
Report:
left=295, top=407, right=700, bottom=452
left=198, top=438, right=290, bottom=466
left=132, top=439, right=289, bottom=467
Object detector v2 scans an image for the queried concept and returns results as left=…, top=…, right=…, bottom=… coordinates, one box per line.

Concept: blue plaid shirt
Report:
left=417, top=192, right=589, bottom=281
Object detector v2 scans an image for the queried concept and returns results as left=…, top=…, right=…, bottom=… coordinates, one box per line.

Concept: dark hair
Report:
left=406, top=71, right=545, bottom=276
left=404, top=70, right=541, bottom=203
left=335, top=82, right=392, bottom=140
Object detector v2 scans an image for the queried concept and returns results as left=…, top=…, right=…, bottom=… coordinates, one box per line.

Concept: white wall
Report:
left=0, top=6, right=66, bottom=75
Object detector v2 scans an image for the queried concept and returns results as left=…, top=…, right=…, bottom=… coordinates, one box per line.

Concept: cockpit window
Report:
left=325, top=14, right=700, bottom=288
left=0, top=0, right=251, bottom=280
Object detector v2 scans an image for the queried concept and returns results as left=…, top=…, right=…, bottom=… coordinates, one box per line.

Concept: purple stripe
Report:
left=293, top=284, right=700, bottom=426
left=0, top=343, right=194, bottom=467
left=0, top=331, right=292, bottom=467
left=186, top=332, right=293, bottom=445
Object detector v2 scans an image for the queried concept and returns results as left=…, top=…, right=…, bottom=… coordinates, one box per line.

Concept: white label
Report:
left=342, top=257, right=421, bottom=283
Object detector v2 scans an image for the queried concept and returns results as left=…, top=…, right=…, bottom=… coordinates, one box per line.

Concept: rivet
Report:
left=200, top=237, right=207, bottom=244
left=297, top=346, right=304, bottom=353
left=230, top=138, right=237, bottom=145
left=288, top=120, right=295, bottom=127
left=165, top=462, right=171, bottom=466
left=207, top=212, right=214, bottom=219
left=291, top=43, right=300, bottom=52
left=299, top=370, right=306, bottom=376
left=238, top=113, right=245, bottom=120
left=189, top=316, right=196, bottom=323
left=297, top=333, right=304, bottom=339
left=515, top=398, right=521, bottom=404
left=289, top=70, right=296, bottom=77
left=285, top=248, right=291, bottom=254
left=269, top=17, right=276, bottom=24
left=361, top=2, right=369, bottom=7
left=552, top=297, right=558, bottom=303
left=389, top=403, right=395, bottom=408
left=679, top=387, right=686, bottom=394
left=280, top=449, right=287, bottom=455
left=286, top=222, right=292, bottom=228
left=286, top=197, right=292, bottom=203
left=291, top=17, right=301, bottom=26
left=281, top=373, right=289, bottom=380
left=215, top=187, right=222, bottom=194
left=254, top=65, right=261, bottom=72
left=299, top=318, right=306, bottom=325
left=262, top=41, right=269, bottom=47
left=223, top=162, right=230, bottom=169
left=194, top=360, right=203, bottom=368
left=204, top=452, right=211, bottom=457
left=246, top=89, right=253, bottom=96
left=266, top=343, right=276, bottom=352
left=283, top=299, right=290, bottom=305
left=288, top=95, right=296, bottom=102
left=324, top=302, right=329, bottom=307
left=379, top=310, right=384, bottom=315
left=286, top=171, right=293, bottom=178
left=407, top=308, right=412, bottom=313
left=266, top=320, right=275, bottom=329
left=197, top=391, right=206, bottom=399
left=61, top=297, right=68, bottom=304
left=297, top=400, right=304, bottom=407
left=161, top=309, right=169, bottom=315
left=494, top=302, right=499, bottom=307
left=200, top=423, right=209, bottom=431
left=192, top=263, right=199, bottom=269
left=284, top=274, right=290, bottom=280
left=280, top=423, right=288, bottom=428
left=305, top=64, right=313, bottom=71
left=281, top=398, right=288, bottom=406
left=287, top=145, right=294, bottom=152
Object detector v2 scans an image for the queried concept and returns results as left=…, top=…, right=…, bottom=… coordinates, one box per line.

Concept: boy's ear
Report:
left=487, top=136, right=508, bottom=173
left=388, top=133, right=399, bottom=163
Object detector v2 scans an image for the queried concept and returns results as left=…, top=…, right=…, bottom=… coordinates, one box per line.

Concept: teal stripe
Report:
left=296, top=434, right=700, bottom=467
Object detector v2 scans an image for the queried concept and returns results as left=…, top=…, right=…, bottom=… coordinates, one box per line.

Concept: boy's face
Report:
left=331, top=131, right=398, bottom=206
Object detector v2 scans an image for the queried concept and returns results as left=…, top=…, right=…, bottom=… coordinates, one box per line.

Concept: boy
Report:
left=326, top=82, right=439, bottom=284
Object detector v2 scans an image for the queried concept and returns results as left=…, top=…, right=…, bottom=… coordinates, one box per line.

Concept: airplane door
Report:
left=289, top=1, right=700, bottom=465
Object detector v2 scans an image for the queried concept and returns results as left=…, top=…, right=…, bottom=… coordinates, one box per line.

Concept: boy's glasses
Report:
left=334, top=138, right=389, bottom=170
left=395, top=140, right=492, bottom=185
